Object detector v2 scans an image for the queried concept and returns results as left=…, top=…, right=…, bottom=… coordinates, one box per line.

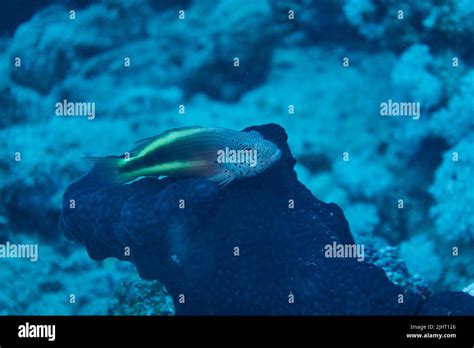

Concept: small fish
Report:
left=87, top=126, right=281, bottom=188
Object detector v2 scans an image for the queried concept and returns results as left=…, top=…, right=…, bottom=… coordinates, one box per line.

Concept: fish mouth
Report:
left=270, top=149, right=282, bottom=163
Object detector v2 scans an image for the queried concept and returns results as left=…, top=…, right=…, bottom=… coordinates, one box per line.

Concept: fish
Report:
left=86, top=126, right=282, bottom=188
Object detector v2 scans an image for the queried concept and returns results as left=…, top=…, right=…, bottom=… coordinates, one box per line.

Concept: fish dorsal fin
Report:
left=129, top=126, right=205, bottom=156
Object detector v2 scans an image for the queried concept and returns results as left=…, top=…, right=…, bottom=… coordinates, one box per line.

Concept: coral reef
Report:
left=430, top=71, right=474, bottom=146
left=333, top=154, right=394, bottom=200
left=0, top=0, right=472, bottom=315
left=399, top=234, right=443, bottom=284
left=423, top=0, right=474, bottom=58
left=429, top=135, right=474, bottom=243
left=60, top=124, right=418, bottom=314
left=109, top=275, right=174, bottom=315
left=420, top=292, right=474, bottom=315
left=60, top=123, right=473, bottom=315
left=366, top=245, right=430, bottom=300
left=0, top=119, right=136, bottom=239
left=0, top=234, right=134, bottom=315
left=391, top=44, right=443, bottom=111
left=344, top=202, right=380, bottom=244
left=343, top=0, right=385, bottom=40
left=342, top=0, right=474, bottom=59
left=342, top=0, right=433, bottom=48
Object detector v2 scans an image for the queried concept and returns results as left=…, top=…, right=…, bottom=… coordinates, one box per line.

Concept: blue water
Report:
left=0, top=0, right=472, bottom=315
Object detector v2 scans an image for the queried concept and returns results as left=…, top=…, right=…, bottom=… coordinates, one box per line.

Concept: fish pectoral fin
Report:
left=208, top=169, right=235, bottom=189
left=217, top=175, right=234, bottom=189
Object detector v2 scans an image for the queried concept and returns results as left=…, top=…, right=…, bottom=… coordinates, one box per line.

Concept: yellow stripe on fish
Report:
left=136, top=127, right=208, bottom=157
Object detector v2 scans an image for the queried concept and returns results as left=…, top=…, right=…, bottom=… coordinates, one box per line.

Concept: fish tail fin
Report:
left=83, top=156, right=129, bottom=185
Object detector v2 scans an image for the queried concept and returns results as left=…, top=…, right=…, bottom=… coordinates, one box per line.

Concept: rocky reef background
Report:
left=0, top=0, right=472, bottom=314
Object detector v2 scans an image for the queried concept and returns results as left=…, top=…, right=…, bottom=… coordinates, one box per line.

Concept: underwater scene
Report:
left=0, top=0, right=473, bottom=316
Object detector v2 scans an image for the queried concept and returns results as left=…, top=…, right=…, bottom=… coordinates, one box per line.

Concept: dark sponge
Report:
left=60, top=123, right=452, bottom=315
left=419, top=292, right=474, bottom=315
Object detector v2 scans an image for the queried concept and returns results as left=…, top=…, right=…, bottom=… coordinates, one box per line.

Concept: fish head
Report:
left=222, top=131, right=281, bottom=178
left=253, top=138, right=281, bottom=173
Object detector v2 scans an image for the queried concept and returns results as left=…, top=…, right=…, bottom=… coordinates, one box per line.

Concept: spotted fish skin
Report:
left=87, top=126, right=281, bottom=188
